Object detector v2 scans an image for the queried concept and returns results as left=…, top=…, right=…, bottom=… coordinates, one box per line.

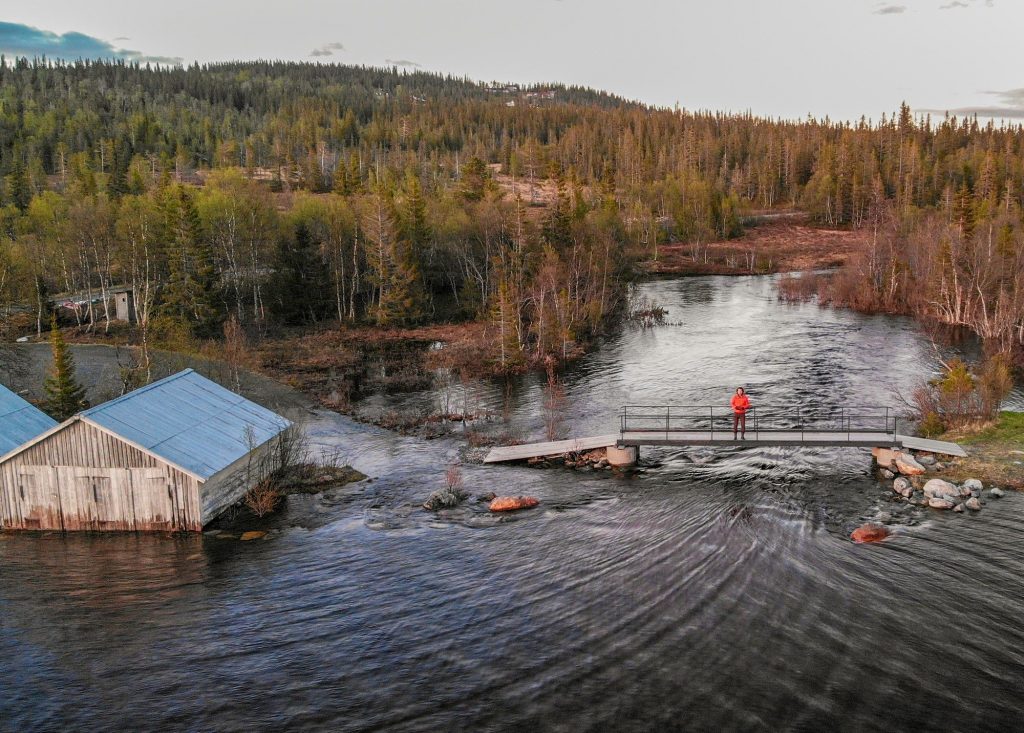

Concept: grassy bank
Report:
left=937, top=412, right=1024, bottom=489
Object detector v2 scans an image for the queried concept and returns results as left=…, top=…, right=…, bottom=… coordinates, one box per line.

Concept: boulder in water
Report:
left=880, top=468, right=896, bottom=480
left=894, top=453, right=926, bottom=476
left=489, top=496, right=540, bottom=512
left=851, top=523, right=891, bottom=544
left=928, top=497, right=956, bottom=510
left=989, top=488, right=1005, bottom=499
left=923, top=479, right=959, bottom=500
left=892, top=477, right=914, bottom=498
left=963, top=478, right=983, bottom=492
left=953, top=503, right=965, bottom=513
left=965, top=497, right=982, bottom=511
left=423, top=487, right=469, bottom=511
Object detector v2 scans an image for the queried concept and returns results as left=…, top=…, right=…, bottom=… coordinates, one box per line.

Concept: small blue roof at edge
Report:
left=0, top=384, right=58, bottom=456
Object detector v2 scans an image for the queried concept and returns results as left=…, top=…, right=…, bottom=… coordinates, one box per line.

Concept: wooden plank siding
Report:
left=200, top=436, right=279, bottom=525
left=0, top=420, right=203, bottom=532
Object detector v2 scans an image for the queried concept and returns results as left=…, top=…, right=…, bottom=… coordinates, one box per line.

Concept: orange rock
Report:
left=240, top=531, right=267, bottom=541
left=851, top=523, right=891, bottom=544
left=489, top=496, right=540, bottom=512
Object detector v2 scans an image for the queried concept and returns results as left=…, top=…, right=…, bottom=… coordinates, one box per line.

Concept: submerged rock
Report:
left=423, top=487, right=469, bottom=511
left=476, top=492, right=497, bottom=503
left=240, top=531, right=267, bottom=541
left=851, top=523, right=891, bottom=544
left=489, top=496, right=540, bottom=512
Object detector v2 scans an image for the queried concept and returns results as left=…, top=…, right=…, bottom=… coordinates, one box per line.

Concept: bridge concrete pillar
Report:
left=607, top=444, right=638, bottom=467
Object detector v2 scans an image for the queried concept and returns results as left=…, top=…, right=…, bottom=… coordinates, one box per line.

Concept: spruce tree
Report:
left=43, top=317, right=87, bottom=421
left=269, top=222, right=331, bottom=325
left=158, top=185, right=220, bottom=338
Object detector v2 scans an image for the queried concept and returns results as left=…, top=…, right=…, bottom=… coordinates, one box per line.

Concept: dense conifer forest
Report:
left=0, top=58, right=1022, bottom=373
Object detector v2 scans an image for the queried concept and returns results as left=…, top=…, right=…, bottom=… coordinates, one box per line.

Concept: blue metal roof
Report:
left=0, top=384, right=58, bottom=456
left=81, top=369, right=291, bottom=480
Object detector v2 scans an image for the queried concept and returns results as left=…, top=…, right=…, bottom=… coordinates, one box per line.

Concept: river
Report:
left=2, top=275, right=1023, bottom=731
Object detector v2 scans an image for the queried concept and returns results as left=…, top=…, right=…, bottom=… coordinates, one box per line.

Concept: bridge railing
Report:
left=620, top=405, right=897, bottom=441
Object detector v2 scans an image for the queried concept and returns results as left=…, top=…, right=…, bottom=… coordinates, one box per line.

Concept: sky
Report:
left=1, top=0, right=1021, bottom=122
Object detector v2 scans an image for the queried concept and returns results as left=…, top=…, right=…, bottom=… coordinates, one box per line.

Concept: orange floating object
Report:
left=489, top=496, right=540, bottom=512
left=851, top=523, right=891, bottom=544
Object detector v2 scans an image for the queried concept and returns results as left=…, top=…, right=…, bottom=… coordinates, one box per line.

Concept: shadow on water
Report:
left=2, top=275, right=1024, bottom=731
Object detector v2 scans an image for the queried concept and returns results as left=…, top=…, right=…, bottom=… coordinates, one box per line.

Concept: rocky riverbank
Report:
left=873, top=447, right=1007, bottom=513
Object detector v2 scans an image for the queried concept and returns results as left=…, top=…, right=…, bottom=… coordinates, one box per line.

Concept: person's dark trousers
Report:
left=733, top=412, right=746, bottom=437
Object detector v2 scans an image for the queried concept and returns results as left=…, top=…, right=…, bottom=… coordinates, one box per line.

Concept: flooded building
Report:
left=0, top=369, right=291, bottom=532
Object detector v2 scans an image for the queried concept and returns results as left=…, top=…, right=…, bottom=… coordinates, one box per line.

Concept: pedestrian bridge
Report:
left=483, top=404, right=967, bottom=464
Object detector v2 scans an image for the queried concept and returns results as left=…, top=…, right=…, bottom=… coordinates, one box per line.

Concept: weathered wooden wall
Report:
left=200, top=436, right=280, bottom=524
left=0, top=420, right=203, bottom=532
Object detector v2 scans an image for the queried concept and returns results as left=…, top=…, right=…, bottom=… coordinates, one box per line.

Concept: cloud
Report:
left=939, top=0, right=993, bottom=7
left=0, top=22, right=181, bottom=64
left=874, top=4, right=907, bottom=14
left=310, top=41, right=345, bottom=57
left=919, top=88, right=1024, bottom=119
left=385, top=58, right=421, bottom=68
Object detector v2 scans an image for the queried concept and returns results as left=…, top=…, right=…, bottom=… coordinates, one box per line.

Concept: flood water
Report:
left=2, top=275, right=1023, bottom=731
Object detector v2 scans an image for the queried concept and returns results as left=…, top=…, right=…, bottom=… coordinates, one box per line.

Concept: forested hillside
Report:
left=1, top=58, right=1023, bottom=372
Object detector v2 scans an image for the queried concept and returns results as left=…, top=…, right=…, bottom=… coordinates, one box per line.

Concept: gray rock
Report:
left=928, top=497, right=956, bottom=510
left=953, top=503, right=965, bottom=513
left=892, top=477, right=914, bottom=498
left=933, top=463, right=945, bottom=471
left=957, top=484, right=973, bottom=498
left=989, top=488, right=1005, bottom=499
left=923, top=479, right=959, bottom=500
left=963, top=478, right=984, bottom=492
left=880, top=468, right=896, bottom=480
left=423, top=487, right=468, bottom=511
left=965, top=498, right=982, bottom=511
left=917, top=455, right=937, bottom=466
left=971, top=490, right=981, bottom=498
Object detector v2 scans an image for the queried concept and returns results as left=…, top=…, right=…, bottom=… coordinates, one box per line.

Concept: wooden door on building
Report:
left=11, top=467, right=59, bottom=530
left=127, top=467, right=178, bottom=530
left=59, top=467, right=136, bottom=531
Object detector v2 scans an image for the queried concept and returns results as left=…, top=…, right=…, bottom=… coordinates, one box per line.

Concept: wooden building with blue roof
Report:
left=0, top=370, right=291, bottom=532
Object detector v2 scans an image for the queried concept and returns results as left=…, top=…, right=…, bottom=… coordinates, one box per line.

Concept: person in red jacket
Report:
left=731, top=387, right=752, bottom=439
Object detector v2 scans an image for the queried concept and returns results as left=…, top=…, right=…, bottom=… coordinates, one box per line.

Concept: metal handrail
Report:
left=620, top=404, right=897, bottom=438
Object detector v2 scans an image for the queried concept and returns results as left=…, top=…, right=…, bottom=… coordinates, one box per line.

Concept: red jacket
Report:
left=731, top=394, right=751, bottom=414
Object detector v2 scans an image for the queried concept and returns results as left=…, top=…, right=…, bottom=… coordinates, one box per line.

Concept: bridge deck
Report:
left=482, top=434, right=620, bottom=463
left=484, top=432, right=966, bottom=463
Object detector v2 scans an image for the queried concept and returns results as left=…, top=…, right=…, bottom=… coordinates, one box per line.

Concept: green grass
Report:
left=956, top=411, right=1024, bottom=445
